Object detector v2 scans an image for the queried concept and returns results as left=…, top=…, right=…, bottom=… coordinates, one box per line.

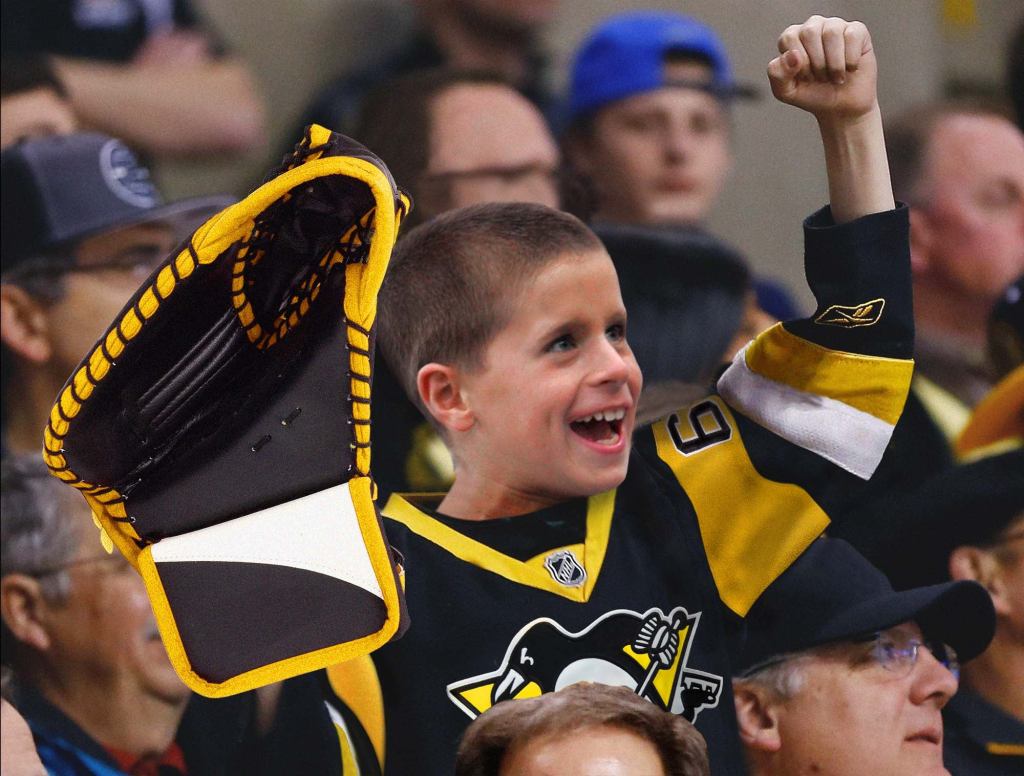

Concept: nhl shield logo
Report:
left=543, top=550, right=586, bottom=587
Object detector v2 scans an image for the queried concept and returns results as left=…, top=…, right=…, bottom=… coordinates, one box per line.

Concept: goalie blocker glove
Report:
left=44, top=125, right=412, bottom=697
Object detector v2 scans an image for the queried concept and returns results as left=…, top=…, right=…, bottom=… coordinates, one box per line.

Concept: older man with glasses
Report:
left=838, top=449, right=1024, bottom=775
left=731, top=538, right=995, bottom=776
left=0, top=453, right=194, bottom=774
left=0, top=132, right=229, bottom=456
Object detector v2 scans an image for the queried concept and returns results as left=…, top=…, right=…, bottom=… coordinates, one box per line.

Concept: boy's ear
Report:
left=907, top=208, right=934, bottom=276
left=0, top=283, right=52, bottom=364
left=733, top=681, right=783, bottom=753
left=0, top=574, right=53, bottom=652
left=416, top=362, right=474, bottom=433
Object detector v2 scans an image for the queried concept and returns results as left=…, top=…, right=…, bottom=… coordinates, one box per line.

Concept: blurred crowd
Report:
left=1, top=2, right=1022, bottom=775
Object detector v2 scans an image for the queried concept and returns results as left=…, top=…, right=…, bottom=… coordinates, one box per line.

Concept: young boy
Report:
left=326, top=16, right=911, bottom=773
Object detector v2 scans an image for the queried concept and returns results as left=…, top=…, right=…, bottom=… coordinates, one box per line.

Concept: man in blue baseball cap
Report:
left=562, top=11, right=800, bottom=329
left=563, top=11, right=756, bottom=227
left=0, top=132, right=230, bottom=455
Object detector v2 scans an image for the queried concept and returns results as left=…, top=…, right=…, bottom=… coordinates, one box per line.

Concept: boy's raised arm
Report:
left=768, top=16, right=895, bottom=223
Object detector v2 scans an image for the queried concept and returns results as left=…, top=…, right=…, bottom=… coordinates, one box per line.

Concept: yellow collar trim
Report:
left=383, top=490, right=616, bottom=603
left=985, top=742, right=1024, bottom=756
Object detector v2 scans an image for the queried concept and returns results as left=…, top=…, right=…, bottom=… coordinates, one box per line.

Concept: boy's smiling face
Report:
left=445, top=248, right=642, bottom=516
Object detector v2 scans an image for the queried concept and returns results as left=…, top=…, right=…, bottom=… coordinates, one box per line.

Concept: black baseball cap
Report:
left=1, top=132, right=232, bottom=273
left=738, top=538, right=996, bottom=673
left=596, top=223, right=750, bottom=385
left=834, top=450, right=1024, bottom=590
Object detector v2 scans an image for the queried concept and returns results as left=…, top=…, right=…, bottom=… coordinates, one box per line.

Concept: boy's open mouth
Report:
left=570, top=408, right=626, bottom=446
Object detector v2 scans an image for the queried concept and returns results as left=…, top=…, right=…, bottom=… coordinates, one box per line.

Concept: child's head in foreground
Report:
left=378, top=202, right=643, bottom=513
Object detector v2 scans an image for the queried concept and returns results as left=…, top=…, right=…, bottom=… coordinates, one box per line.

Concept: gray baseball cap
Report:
left=1, top=132, right=233, bottom=273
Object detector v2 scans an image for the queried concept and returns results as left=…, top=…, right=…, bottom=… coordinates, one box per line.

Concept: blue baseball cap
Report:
left=567, top=11, right=758, bottom=125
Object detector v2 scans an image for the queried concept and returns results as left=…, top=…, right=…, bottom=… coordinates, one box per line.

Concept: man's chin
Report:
left=138, top=640, right=190, bottom=702
left=146, top=671, right=191, bottom=705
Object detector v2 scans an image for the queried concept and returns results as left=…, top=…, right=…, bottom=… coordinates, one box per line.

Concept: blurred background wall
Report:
left=172, top=0, right=1020, bottom=306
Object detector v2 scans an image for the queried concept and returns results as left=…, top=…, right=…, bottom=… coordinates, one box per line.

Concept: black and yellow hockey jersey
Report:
left=323, top=205, right=915, bottom=774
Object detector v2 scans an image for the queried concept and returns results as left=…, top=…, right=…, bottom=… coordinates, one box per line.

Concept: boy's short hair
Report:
left=378, top=202, right=601, bottom=415
left=454, top=682, right=709, bottom=776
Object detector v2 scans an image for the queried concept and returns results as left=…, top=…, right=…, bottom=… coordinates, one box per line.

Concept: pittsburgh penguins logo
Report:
left=814, top=298, right=886, bottom=328
left=543, top=550, right=586, bottom=587
left=447, top=606, right=723, bottom=723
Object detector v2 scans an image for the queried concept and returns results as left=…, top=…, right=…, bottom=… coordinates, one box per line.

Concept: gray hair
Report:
left=0, top=254, right=70, bottom=303
left=1, top=454, right=81, bottom=604
left=733, top=653, right=811, bottom=701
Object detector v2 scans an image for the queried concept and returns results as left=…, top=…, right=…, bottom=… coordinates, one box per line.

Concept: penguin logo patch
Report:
left=447, top=606, right=723, bottom=723
left=814, top=298, right=885, bottom=328
left=543, top=550, right=586, bottom=587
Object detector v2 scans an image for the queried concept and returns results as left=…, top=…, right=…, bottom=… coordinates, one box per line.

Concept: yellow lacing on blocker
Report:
left=43, top=124, right=408, bottom=567
left=42, top=238, right=209, bottom=565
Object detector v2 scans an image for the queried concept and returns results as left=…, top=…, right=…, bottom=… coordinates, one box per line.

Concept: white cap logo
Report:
left=99, top=139, right=158, bottom=209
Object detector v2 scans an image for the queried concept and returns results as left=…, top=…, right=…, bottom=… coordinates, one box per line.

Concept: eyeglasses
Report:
left=29, top=553, right=133, bottom=578
left=3, top=245, right=169, bottom=284
left=421, top=162, right=561, bottom=186
left=861, top=630, right=960, bottom=681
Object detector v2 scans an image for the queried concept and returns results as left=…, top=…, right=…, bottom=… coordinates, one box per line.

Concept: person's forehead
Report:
left=598, top=82, right=728, bottom=121
left=926, top=113, right=1024, bottom=181
left=662, top=57, right=716, bottom=85
left=429, top=83, right=557, bottom=169
left=500, top=249, right=622, bottom=330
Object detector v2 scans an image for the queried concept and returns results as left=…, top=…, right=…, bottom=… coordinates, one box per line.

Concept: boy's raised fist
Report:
left=768, top=16, right=877, bottom=121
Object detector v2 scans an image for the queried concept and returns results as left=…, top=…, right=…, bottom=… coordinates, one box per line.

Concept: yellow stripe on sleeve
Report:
left=744, top=324, right=913, bottom=425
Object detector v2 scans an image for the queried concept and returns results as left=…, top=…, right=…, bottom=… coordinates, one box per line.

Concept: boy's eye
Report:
left=620, top=113, right=661, bottom=134
left=606, top=324, right=625, bottom=342
left=546, top=334, right=576, bottom=353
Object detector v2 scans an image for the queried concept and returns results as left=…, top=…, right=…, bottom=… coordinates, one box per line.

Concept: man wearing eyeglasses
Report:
left=0, top=453, right=193, bottom=774
left=351, top=68, right=562, bottom=499
left=0, top=132, right=230, bottom=456
left=731, top=538, right=995, bottom=776
left=841, top=449, right=1024, bottom=775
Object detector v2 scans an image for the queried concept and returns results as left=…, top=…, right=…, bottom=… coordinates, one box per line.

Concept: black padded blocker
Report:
left=158, top=559, right=389, bottom=683
left=62, top=177, right=375, bottom=541
left=123, top=272, right=356, bottom=540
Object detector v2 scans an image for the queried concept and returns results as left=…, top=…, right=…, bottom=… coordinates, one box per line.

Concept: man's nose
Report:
left=910, top=646, right=959, bottom=708
left=664, top=124, right=693, bottom=162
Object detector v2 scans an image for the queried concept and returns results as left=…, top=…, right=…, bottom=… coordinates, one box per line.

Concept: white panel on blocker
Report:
left=150, top=483, right=383, bottom=601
